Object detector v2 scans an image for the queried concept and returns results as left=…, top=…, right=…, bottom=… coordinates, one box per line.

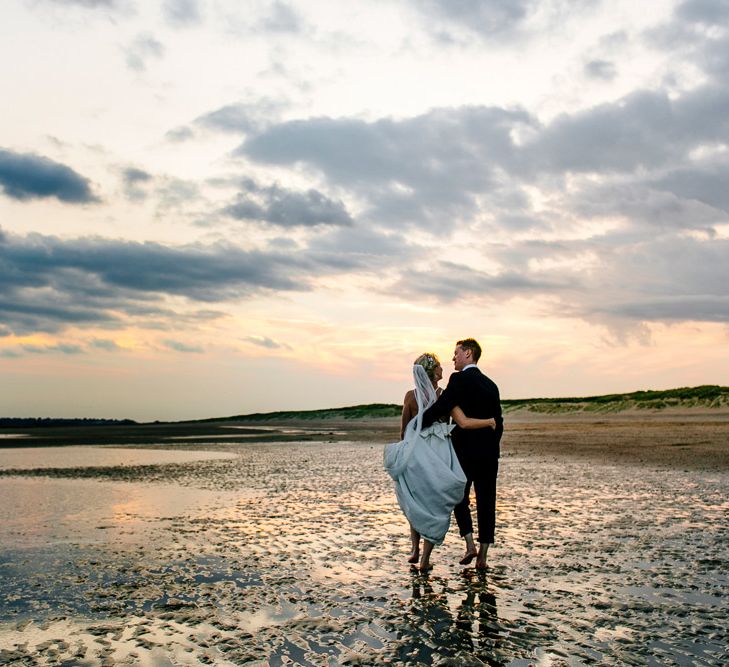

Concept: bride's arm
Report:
left=401, top=390, right=417, bottom=439
left=450, top=406, right=496, bottom=430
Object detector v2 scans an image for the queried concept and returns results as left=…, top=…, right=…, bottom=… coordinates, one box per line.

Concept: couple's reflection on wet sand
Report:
left=392, top=569, right=504, bottom=666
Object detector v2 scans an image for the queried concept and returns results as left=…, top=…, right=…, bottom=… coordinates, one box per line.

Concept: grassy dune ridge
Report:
left=201, top=385, right=729, bottom=422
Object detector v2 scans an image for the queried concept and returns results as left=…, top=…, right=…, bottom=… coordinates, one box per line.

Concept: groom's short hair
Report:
left=457, top=338, right=482, bottom=363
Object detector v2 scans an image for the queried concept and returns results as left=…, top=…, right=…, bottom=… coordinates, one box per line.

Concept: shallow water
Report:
left=0, top=441, right=726, bottom=666
left=0, top=445, right=235, bottom=470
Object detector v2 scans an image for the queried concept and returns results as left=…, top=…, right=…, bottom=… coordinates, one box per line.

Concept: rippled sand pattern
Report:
left=1, top=440, right=727, bottom=666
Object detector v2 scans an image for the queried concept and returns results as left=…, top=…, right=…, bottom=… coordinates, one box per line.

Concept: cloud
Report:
left=519, top=83, right=729, bottom=180
left=407, top=0, right=597, bottom=43
left=194, top=99, right=288, bottom=135
left=647, top=2, right=729, bottom=85
left=42, top=0, right=126, bottom=7
left=163, top=339, right=204, bottom=353
left=124, top=33, right=164, bottom=72
left=22, top=343, right=84, bottom=355
left=162, top=0, right=202, bottom=27
left=223, top=179, right=353, bottom=228
left=575, top=233, right=729, bottom=325
left=245, top=335, right=291, bottom=350
left=122, top=166, right=153, bottom=201
left=0, top=226, right=399, bottom=335
left=165, top=126, right=196, bottom=142
left=584, top=59, right=616, bottom=81
left=409, top=0, right=533, bottom=40
left=675, top=0, right=729, bottom=25
left=91, top=338, right=121, bottom=350
left=571, top=181, right=729, bottom=231
left=650, top=161, right=729, bottom=215
left=0, top=149, right=98, bottom=203
left=238, top=106, right=534, bottom=231
left=259, top=1, right=301, bottom=33
left=389, top=260, right=565, bottom=303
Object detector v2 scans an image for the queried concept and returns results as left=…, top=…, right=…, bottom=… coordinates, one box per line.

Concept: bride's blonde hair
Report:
left=414, top=352, right=440, bottom=380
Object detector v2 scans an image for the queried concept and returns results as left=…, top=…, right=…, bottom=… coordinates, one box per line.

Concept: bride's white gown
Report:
left=384, top=366, right=467, bottom=545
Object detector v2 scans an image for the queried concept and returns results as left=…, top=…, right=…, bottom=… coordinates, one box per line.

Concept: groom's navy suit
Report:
left=422, top=366, right=503, bottom=544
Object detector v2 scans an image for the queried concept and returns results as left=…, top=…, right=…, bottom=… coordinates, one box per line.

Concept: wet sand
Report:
left=0, top=413, right=727, bottom=665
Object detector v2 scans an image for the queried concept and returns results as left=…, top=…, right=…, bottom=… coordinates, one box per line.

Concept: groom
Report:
left=422, top=338, right=503, bottom=569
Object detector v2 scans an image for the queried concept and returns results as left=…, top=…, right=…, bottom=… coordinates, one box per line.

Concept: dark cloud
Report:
left=0, top=226, right=398, bottom=335
left=0, top=149, right=98, bottom=203
left=124, top=33, right=164, bottom=72
left=235, top=83, right=729, bottom=237
left=584, top=59, right=616, bottom=81
left=162, top=0, right=202, bottom=27
left=239, top=106, right=534, bottom=230
left=223, top=179, right=353, bottom=227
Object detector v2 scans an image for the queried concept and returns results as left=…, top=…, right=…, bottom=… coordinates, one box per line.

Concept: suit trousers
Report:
left=453, top=458, right=499, bottom=544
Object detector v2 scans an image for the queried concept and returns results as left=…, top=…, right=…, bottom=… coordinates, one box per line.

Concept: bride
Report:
left=384, top=353, right=495, bottom=572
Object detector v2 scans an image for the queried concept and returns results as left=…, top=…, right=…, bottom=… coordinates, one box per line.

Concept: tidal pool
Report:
left=0, top=441, right=726, bottom=666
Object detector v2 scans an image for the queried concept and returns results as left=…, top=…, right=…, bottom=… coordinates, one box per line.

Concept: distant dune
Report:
left=502, top=384, right=729, bottom=415
left=204, top=385, right=729, bottom=422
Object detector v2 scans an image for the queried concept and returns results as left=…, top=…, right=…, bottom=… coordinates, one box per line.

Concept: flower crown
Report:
left=414, top=352, right=439, bottom=376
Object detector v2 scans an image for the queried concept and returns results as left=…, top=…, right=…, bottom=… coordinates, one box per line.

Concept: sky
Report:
left=1, top=0, right=728, bottom=421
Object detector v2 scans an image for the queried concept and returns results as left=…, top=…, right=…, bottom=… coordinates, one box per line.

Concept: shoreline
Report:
left=1, top=408, right=728, bottom=472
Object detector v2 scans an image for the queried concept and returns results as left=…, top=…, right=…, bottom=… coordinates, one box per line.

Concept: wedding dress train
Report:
left=384, top=366, right=466, bottom=545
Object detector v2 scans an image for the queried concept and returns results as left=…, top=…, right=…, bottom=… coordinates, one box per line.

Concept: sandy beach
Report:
left=1, top=412, right=727, bottom=665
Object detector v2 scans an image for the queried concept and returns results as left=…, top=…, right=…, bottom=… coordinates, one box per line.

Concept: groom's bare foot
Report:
left=459, top=533, right=477, bottom=565
left=459, top=550, right=477, bottom=565
left=475, top=543, right=489, bottom=570
left=419, top=560, right=433, bottom=573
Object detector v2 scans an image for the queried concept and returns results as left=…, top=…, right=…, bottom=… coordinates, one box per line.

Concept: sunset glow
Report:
left=1, top=0, right=728, bottom=420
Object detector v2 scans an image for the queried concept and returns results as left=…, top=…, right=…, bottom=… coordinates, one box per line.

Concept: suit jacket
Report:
left=422, top=367, right=503, bottom=463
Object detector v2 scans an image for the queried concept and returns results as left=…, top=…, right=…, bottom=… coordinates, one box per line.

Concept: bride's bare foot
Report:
left=407, top=550, right=420, bottom=564
left=419, top=539, right=435, bottom=573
